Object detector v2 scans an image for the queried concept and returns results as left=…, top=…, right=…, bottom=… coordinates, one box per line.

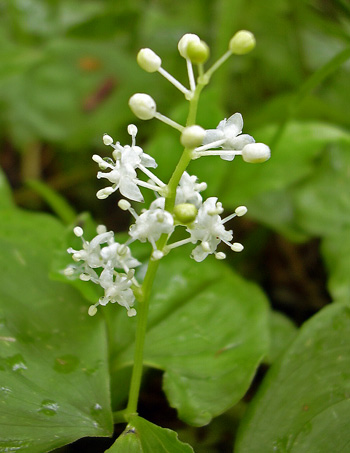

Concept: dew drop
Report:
left=4, top=354, right=27, bottom=372
left=38, top=399, right=59, bottom=416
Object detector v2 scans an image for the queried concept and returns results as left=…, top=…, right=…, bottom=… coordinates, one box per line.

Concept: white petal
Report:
left=119, top=179, right=144, bottom=202
left=225, top=113, right=243, bottom=136
left=202, top=129, right=224, bottom=145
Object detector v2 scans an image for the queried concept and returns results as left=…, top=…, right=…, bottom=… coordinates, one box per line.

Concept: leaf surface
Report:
left=235, top=302, right=350, bottom=453
left=0, top=209, right=113, bottom=453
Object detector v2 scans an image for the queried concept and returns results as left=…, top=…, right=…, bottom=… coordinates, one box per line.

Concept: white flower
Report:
left=97, top=262, right=136, bottom=316
left=93, top=125, right=163, bottom=202
left=175, top=172, right=207, bottom=208
left=187, top=197, right=233, bottom=261
left=100, top=242, right=141, bottom=273
left=67, top=228, right=114, bottom=269
left=129, top=198, right=174, bottom=250
left=201, top=113, right=255, bottom=160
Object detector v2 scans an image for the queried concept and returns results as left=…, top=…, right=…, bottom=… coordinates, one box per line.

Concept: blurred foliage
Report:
left=1, top=0, right=350, bottom=452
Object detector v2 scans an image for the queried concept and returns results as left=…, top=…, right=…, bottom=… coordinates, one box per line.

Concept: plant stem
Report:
left=124, top=79, right=205, bottom=419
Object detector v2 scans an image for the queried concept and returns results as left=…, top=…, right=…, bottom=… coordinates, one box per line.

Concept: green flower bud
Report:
left=178, top=33, right=201, bottom=59
left=229, top=30, right=256, bottom=55
left=180, top=125, right=205, bottom=148
left=173, top=203, right=198, bottom=225
left=137, top=48, right=162, bottom=72
left=187, top=40, right=210, bottom=64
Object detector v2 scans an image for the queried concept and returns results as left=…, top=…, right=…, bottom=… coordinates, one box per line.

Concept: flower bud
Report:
left=229, top=30, right=256, bottom=55
left=178, top=33, right=201, bottom=59
left=137, top=48, right=162, bottom=73
left=103, top=134, right=113, bottom=145
left=173, top=203, right=198, bottom=225
left=180, top=125, right=205, bottom=148
left=129, top=93, right=157, bottom=120
left=186, top=40, right=210, bottom=64
left=73, top=226, right=83, bottom=237
left=242, top=143, right=271, bottom=163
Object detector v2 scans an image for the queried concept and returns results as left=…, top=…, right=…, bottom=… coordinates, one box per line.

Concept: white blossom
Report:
left=93, top=125, right=163, bottom=202
left=97, top=262, right=136, bottom=317
left=175, top=172, right=207, bottom=208
left=129, top=198, right=174, bottom=250
left=187, top=197, right=233, bottom=261
left=199, top=113, right=255, bottom=161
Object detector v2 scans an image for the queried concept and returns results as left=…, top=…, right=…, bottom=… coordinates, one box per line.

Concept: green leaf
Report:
left=219, top=121, right=350, bottom=208
left=0, top=209, right=113, bottom=452
left=293, top=144, right=350, bottom=237
left=322, top=230, right=350, bottom=304
left=266, top=310, right=297, bottom=364
left=26, top=179, right=76, bottom=225
left=105, top=416, right=193, bottom=453
left=235, top=302, right=350, bottom=453
left=110, top=249, right=269, bottom=426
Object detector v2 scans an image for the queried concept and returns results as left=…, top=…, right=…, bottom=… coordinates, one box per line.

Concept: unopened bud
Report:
left=242, top=143, right=271, bottom=163
left=178, top=33, right=201, bottom=59
left=187, top=40, right=210, bottom=64
left=103, top=134, right=113, bottom=145
left=173, top=203, right=198, bottom=225
left=180, top=125, right=205, bottom=148
left=129, top=93, right=157, bottom=120
left=73, top=226, right=83, bottom=237
left=137, top=48, right=162, bottom=72
left=229, top=30, right=256, bottom=55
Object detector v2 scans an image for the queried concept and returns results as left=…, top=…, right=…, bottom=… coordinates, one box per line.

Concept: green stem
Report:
left=271, top=47, right=350, bottom=149
left=124, top=79, right=205, bottom=420
left=125, top=257, right=161, bottom=418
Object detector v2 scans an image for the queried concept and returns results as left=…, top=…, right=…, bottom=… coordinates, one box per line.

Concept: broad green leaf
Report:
left=110, top=249, right=269, bottom=426
left=267, top=310, right=297, bottom=364
left=322, top=230, right=350, bottom=304
left=219, top=121, right=350, bottom=208
left=293, top=144, right=350, bottom=237
left=105, top=416, right=193, bottom=453
left=235, top=302, right=350, bottom=453
left=0, top=209, right=113, bottom=452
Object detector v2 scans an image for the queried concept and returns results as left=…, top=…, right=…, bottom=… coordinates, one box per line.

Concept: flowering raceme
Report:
left=65, top=31, right=271, bottom=317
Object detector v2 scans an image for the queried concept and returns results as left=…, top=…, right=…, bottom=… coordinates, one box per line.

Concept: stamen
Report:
left=164, top=237, right=193, bottom=251
left=88, top=304, right=98, bottom=316
left=194, top=138, right=226, bottom=152
left=138, top=164, right=166, bottom=187
left=136, top=179, right=163, bottom=193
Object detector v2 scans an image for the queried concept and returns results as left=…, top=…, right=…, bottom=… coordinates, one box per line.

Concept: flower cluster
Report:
left=65, top=31, right=271, bottom=317
left=64, top=225, right=139, bottom=317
